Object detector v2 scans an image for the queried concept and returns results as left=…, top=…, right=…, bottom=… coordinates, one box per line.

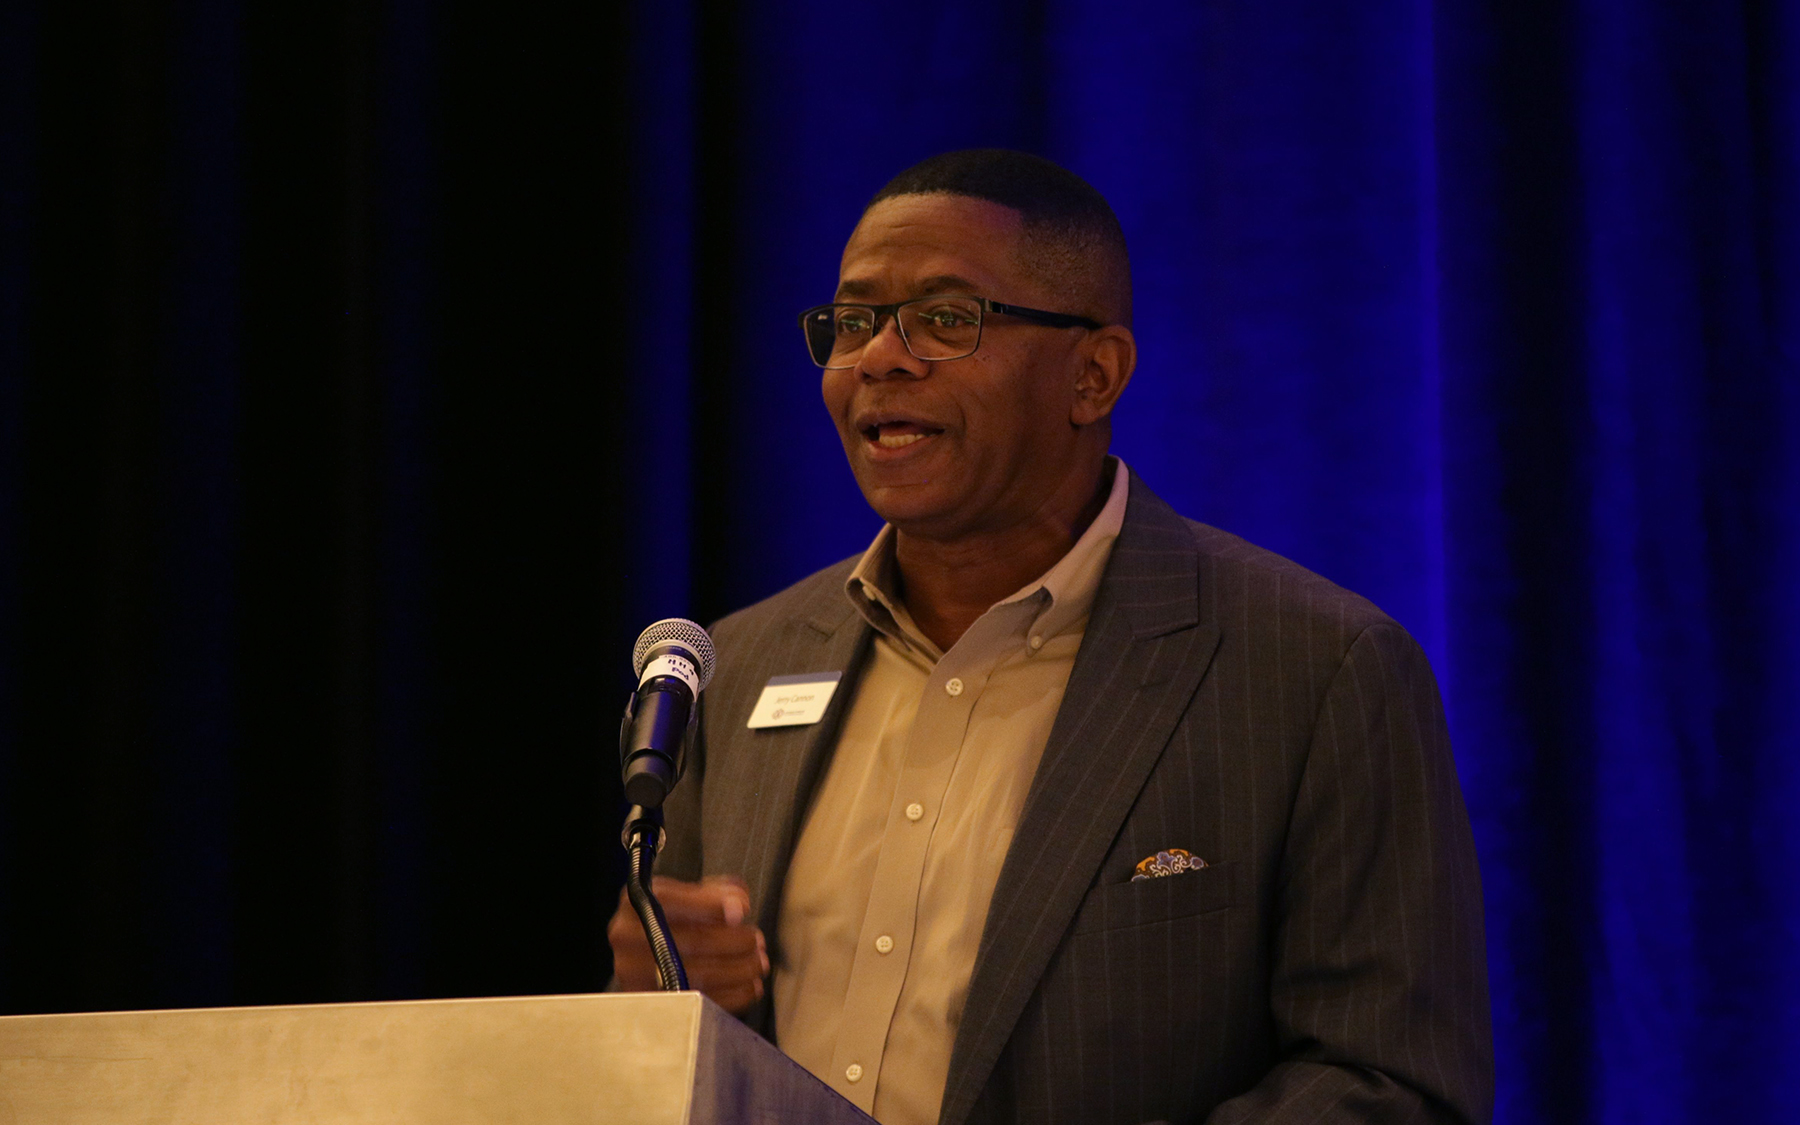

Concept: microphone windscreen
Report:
left=631, top=618, right=717, bottom=691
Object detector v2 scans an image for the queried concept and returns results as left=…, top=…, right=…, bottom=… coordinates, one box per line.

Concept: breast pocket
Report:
left=1069, top=861, right=1240, bottom=935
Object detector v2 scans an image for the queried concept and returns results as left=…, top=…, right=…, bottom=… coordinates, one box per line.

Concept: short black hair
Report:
left=868, top=149, right=1132, bottom=325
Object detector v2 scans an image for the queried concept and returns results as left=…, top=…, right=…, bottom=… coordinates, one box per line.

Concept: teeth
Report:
left=877, top=431, right=931, bottom=449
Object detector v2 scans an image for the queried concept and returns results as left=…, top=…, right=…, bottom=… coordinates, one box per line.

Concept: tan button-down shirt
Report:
left=773, top=460, right=1131, bottom=1125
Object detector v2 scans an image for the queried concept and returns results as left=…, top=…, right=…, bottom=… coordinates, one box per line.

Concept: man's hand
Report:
left=608, top=874, right=769, bottom=1014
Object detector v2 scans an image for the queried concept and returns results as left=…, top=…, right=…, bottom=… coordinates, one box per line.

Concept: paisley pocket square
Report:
left=1131, top=848, right=1207, bottom=881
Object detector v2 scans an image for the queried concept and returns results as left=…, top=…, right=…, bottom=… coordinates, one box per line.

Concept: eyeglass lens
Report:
left=806, top=297, right=983, bottom=367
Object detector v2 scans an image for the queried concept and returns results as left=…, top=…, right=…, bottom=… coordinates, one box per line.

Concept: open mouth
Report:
left=861, top=420, right=944, bottom=450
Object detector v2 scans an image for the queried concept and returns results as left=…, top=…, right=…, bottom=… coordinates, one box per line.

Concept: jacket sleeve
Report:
left=1205, top=623, right=1494, bottom=1124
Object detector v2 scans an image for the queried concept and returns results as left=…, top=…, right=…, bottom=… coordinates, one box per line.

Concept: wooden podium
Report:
left=0, top=990, right=876, bottom=1124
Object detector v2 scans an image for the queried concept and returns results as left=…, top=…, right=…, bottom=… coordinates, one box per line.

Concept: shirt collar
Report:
left=843, top=457, right=1132, bottom=659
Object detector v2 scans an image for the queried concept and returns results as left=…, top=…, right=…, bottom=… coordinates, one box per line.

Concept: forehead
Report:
left=836, top=194, right=1033, bottom=300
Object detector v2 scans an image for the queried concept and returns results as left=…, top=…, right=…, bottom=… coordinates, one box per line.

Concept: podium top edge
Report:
left=0, top=989, right=704, bottom=1023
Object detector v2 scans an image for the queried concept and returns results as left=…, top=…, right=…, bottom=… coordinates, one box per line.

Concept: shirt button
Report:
left=875, top=934, right=894, bottom=954
left=905, top=802, right=924, bottom=822
left=845, top=1063, right=864, bottom=1083
left=945, top=677, right=964, bottom=696
left=1029, top=634, right=1044, bottom=650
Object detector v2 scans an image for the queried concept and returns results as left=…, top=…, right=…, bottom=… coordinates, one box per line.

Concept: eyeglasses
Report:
left=798, top=295, right=1103, bottom=369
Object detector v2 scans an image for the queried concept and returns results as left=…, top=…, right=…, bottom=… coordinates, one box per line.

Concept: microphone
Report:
left=621, top=618, right=716, bottom=809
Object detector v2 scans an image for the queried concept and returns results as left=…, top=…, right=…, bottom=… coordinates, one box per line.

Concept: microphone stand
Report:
left=619, top=677, right=689, bottom=992
left=620, top=803, right=687, bottom=991
left=618, top=622, right=715, bottom=995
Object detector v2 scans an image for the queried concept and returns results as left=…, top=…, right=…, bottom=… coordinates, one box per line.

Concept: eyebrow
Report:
left=835, top=274, right=984, bottom=301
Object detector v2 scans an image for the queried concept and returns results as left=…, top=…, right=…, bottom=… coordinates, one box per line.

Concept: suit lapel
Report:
left=705, top=577, right=875, bottom=1034
left=938, top=480, right=1222, bottom=1125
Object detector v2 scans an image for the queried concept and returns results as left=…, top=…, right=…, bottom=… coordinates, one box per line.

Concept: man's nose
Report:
left=857, top=315, right=927, bottom=379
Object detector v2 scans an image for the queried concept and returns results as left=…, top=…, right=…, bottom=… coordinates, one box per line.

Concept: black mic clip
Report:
left=619, top=683, right=690, bottom=810
left=621, top=800, right=663, bottom=853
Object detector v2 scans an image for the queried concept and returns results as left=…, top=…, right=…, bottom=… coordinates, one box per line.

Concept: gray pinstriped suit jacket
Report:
left=658, top=474, right=1493, bottom=1125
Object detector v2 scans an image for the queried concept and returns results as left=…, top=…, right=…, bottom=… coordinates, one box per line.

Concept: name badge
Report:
left=746, top=672, right=843, bottom=729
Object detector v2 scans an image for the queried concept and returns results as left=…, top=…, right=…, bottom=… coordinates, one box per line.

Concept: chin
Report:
left=857, top=482, right=959, bottom=533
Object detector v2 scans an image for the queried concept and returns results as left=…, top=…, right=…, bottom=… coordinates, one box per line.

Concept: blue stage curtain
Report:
left=1, top=1, right=1796, bottom=1121
left=651, top=2, right=1800, bottom=1120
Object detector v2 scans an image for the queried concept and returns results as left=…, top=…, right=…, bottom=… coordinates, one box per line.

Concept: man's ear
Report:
left=1071, top=325, right=1137, bottom=426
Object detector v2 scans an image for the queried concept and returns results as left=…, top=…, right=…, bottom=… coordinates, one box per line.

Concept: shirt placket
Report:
left=823, top=609, right=1024, bottom=1112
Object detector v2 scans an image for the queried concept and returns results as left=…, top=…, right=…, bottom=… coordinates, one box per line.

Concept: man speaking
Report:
left=609, top=150, right=1493, bottom=1125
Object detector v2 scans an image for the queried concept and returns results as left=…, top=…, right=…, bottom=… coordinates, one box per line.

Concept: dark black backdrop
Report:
left=2, top=0, right=653, bottom=1011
